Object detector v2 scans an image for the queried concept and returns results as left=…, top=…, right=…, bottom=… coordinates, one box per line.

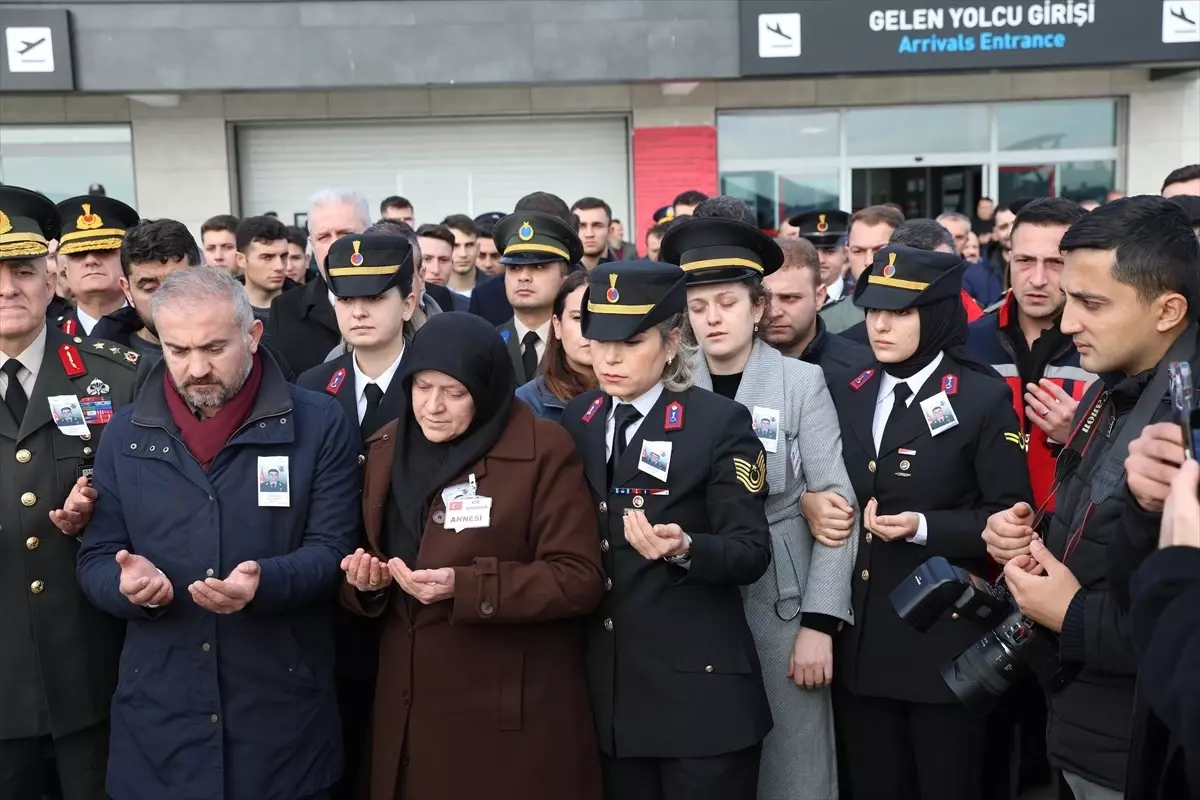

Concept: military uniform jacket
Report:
left=827, top=353, right=1033, bottom=704
left=263, top=276, right=342, bottom=375
left=496, top=318, right=530, bottom=385
left=561, top=386, right=774, bottom=759
left=818, top=295, right=865, bottom=335
left=0, top=326, right=140, bottom=739
left=297, top=351, right=406, bottom=447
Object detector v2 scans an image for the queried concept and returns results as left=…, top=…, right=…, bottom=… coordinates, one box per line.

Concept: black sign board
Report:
left=0, top=8, right=74, bottom=92
left=741, top=1, right=1200, bottom=77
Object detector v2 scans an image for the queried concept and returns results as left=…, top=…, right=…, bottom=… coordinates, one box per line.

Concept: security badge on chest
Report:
left=441, top=474, right=491, bottom=532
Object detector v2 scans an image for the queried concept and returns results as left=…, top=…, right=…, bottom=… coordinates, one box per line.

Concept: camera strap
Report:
left=1059, top=324, right=1198, bottom=561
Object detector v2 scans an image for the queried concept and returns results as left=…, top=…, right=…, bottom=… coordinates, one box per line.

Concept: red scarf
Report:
left=164, top=353, right=264, bottom=470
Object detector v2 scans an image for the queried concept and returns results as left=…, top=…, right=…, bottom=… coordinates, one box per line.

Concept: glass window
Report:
left=997, top=100, right=1117, bottom=151
left=845, top=105, right=989, bottom=156
left=996, top=160, right=1115, bottom=206
left=721, top=172, right=777, bottom=230
left=720, top=171, right=839, bottom=230
left=718, top=110, right=840, bottom=165
left=0, top=126, right=136, bottom=206
left=778, top=172, right=840, bottom=225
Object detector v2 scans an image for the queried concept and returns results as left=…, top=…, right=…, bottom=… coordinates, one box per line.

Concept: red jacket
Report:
left=965, top=292, right=1096, bottom=511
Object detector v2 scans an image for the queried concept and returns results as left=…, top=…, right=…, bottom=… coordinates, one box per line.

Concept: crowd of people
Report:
left=1, top=162, right=1200, bottom=800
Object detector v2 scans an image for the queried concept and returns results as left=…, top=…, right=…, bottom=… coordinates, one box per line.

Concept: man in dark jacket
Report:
left=77, top=266, right=359, bottom=800
left=762, top=236, right=870, bottom=384
left=265, top=190, right=370, bottom=374
left=468, top=191, right=580, bottom=326
left=987, top=196, right=1200, bottom=798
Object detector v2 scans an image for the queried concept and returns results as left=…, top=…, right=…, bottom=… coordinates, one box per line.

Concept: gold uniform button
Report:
left=206, top=568, right=215, bottom=577
left=30, top=580, right=44, bottom=594
left=868, top=460, right=877, bottom=474
left=951, top=612, right=960, bottom=620
left=210, top=714, right=219, bottom=723
left=704, top=665, right=714, bottom=673
left=603, top=618, right=613, bottom=631
left=865, top=532, right=873, bottom=543
left=861, top=569, right=870, bottom=581
left=25, top=537, right=39, bottom=551
left=20, top=492, right=36, bottom=507
left=598, top=501, right=608, bottom=514
left=202, top=643, right=211, bottom=652
left=83, top=447, right=93, bottom=456
left=600, top=539, right=610, bottom=553
left=604, top=578, right=612, bottom=591
left=15, top=449, right=31, bottom=463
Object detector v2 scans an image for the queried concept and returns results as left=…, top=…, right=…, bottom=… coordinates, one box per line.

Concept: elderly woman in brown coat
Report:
left=341, top=311, right=605, bottom=800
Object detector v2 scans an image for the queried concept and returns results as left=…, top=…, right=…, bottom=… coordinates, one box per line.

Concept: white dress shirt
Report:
left=352, top=347, right=404, bottom=424
left=0, top=325, right=47, bottom=402
left=871, top=351, right=944, bottom=546
left=512, top=317, right=552, bottom=366
left=824, top=278, right=845, bottom=306
left=604, top=382, right=664, bottom=461
left=75, top=306, right=101, bottom=336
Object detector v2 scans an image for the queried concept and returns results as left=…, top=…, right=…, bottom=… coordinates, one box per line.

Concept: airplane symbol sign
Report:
left=5, top=27, right=55, bottom=73
left=1162, top=1, right=1200, bottom=43
left=758, top=13, right=801, bottom=58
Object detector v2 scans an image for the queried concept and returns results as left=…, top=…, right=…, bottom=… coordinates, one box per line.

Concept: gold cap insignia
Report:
left=882, top=252, right=898, bottom=278
left=350, top=240, right=364, bottom=266
left=0, top=210, right=10, bottom=236
left=518, top=221, right=535, bottom=241
left=77, top=203, right=104, bottom=231
left=816, top=214, right=828, bottom=233
left=605, top=273, right=620, bottom=303
left=733, top=451, right=766, bottom=493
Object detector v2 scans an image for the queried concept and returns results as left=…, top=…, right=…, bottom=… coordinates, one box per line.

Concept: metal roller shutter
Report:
left=237, top=116, right=631, bottom=232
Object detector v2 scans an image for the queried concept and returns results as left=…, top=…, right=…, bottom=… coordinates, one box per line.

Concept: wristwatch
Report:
left=665, top=532, right=692, bottom=564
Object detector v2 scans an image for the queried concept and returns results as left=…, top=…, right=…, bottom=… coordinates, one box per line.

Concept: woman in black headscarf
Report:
left=824, top=245, right=1033, bottom=800
left=340, top=312, right=605, bottom=800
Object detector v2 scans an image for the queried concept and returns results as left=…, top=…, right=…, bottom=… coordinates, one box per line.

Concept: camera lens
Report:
left=941, top=627, right=1027, bottom=716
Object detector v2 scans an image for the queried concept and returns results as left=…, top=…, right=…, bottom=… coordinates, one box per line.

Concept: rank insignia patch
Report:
left=733, top=451, right=766, bottom=493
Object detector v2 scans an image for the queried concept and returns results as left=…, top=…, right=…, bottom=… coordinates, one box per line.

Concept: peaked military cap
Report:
left=789, top=209, right=849, bottom=247
left=0, top=186, right=59, bottom=260
left=652, top=205, right=676, bottom=224
left=325, top=233, right=415, bottom=298
left=659, top=215, right=784, bottom=286
left=581, top=261, right=687, bottom=342
left=853, top=244, right=965, bottom=312
left=473, top=211, right=506, bottom=236
left=494, top=211, right=583, bottom=266
left=56, top=195, right=139, bottom=256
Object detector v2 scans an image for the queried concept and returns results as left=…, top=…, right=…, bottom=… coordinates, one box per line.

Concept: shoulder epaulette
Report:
left=79, top=337, right=141, bottom=370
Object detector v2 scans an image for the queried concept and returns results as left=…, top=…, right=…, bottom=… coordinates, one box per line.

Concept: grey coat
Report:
left=694, top=339, right=860, bottom=800
left=819, top=295, right=865, bottom=335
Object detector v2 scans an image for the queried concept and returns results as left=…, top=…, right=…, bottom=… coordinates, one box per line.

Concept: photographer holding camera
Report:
left=985, top=196, right=1200, bottom=799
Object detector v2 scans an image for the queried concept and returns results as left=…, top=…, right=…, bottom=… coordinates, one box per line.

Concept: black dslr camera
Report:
left=890, top=557, right=1078, bottom=715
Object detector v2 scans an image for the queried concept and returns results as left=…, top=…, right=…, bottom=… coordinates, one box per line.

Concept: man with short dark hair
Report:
left=473, top=211, right=505, bottom=276
left=821, top=205, right=903, bottom=334
left=91, top=219, right=202, bottom=355
left=235, top=215, right=290, bottom=316
left=974, top=196, right=996, bottom=245
left=379, top=195, right=414, bottom=225
left=763, top=237, right=870, bottom=383
left=644, top=223, right=667, bottom=262
left=672, top=189, right=708, bottom=217
left=440, top=214, right=485, bottom=299
left=415, top=223, right=465, bottom=311
left=571, top=196, right=618, bottom=270
left=468, top=191, right=580, bottom=326
left=492, top=212, right=582, bottom=383
left=985, top=196, right=1200, bottom=800
left=1162, top=164, right=1200, bottom=198
left=201, top=214, right=240, bottom=274
left=691, top=195, right=756, bottom=227
left=283, top=225, right=309, bottom=284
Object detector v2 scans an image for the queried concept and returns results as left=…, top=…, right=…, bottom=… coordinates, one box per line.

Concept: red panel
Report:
left=632, top=125, right=718, bottom=255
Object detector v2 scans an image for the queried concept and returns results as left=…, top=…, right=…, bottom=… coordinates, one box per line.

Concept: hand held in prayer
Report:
left=116, top=549, right=174, bottom=608
left=188, top=561, right=260, bottom=614
left=623, top=510, right=686, bottom=560
left=388, top=558, right=455, bottom=605
left=50, top=476, right=97, bottom=535
left=342, top=548, right=393, bottom=592
left=864, top=498, right=918, bottom=541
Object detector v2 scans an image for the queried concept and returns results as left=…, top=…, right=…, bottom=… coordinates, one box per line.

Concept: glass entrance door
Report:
left=851, top=165, right=983, bottom=218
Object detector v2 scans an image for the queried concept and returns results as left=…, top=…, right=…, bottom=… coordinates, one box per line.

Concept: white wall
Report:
left=1126, top=74, right=1200, bottom=195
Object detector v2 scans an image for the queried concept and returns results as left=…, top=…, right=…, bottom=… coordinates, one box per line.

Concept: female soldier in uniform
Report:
left=661, top=216, right=859, bottom=800
left=560, top=261, right=773, bottom=800
left=827, top=244, right=1033, bottom=800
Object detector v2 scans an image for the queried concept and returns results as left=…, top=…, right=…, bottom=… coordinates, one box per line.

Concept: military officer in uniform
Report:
left=297, top=232, right=418, bottom=800
left=826, top=245, right=1033, bottom=800
left=51, top=195, right=140, bottom=336
left=560, top=262, right=773, bottom=800
left=0, top=186, right=141, bottom=799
